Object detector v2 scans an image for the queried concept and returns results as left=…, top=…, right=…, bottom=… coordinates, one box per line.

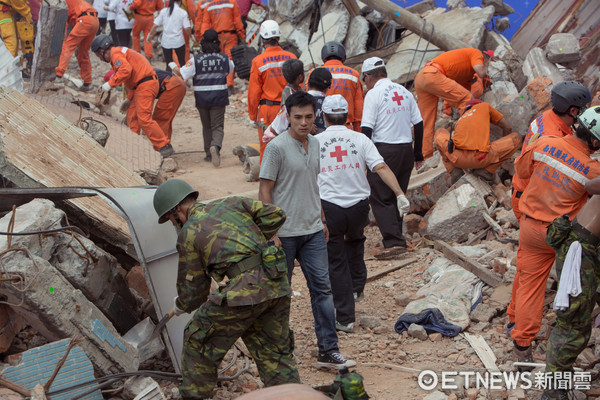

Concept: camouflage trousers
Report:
left=545, top=215, right=600, bottom=373
left=179, top=295, right=300, bottom=399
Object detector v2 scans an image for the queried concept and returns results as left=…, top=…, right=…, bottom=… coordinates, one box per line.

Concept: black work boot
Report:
left=512, top=342, right=534, bottom=372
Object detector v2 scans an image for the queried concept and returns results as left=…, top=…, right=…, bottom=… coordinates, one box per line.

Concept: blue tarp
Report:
left=394, top=307, right=463, bottom=337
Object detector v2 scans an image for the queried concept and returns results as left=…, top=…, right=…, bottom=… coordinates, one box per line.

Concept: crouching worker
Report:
left=153, top=179, right=300, bottom=400
left=435, top=99, right=522, bottom=181
left=542, top=107, right=600, bottom=400
left=91, top=33, right=174, bottom=157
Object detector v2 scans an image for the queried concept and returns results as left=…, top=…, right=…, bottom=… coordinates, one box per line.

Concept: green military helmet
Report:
left=579, top=106, right=600, bottom=141
left=153, top=179, right=199, bottom=224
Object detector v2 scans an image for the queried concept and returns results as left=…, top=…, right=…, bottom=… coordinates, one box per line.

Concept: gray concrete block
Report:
left=481, top=81, right=518, bottom=108
left=484, top=30, right=510, bottom=51
left=545, top=33, right=581, bottom=64
left=0, top=251, right=139, bottom=373
left=446, top=0, right=466, bottom=10
left=487, top=60, right=511, bottom=82
left=489, top=89, right=537, bottom=137
left=522, top=47, right=564, bottom=86
left=481, top=0, right=514, bottom=16
left=425, top=183, right=488, bottom=243
left=495, top=16, right=510, bottom=32
left=343, top=16, right=369, bottom=59
left=407, top=166, right=453, bottom=213
left=408, top=323, right=429, bottom=341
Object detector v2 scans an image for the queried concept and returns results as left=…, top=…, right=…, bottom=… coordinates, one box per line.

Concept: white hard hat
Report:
left=260, top=20, right=281, bottom=39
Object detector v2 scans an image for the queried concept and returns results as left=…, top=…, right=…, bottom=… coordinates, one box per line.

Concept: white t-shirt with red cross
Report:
left=361, top=77, right=422, bottom=144
left=318, top=125, right=384, bottom=208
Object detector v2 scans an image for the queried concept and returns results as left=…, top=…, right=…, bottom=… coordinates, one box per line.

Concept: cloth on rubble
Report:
left=553, top=240, right=582, bottom=311
left=394, top=258, right=483, bottom=337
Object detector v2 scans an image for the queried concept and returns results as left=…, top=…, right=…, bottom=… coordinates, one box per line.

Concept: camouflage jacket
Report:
left=175, top=196, right=291, bottom=310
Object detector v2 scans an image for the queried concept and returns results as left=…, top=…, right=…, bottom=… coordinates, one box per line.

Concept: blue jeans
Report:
left=280, top=231, right=339, bottom=354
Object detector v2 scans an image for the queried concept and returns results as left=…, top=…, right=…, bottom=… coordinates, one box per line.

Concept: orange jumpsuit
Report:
left=414, top=48, right=484, bottom=159
left=511, top=110, right=573, bottom=220
left=128, top=72, right=186, bottom=140
left=442, top=74, right=485, bottom=115
left=193, top=0, right=208, bottom=40
left=180, top=0, right=194, bottom=62
left=200, top=0, right=244, bottom=87
left=435, top=102, right=522, bottom=173
left=55, top=0, right=99, bottom=84
left=319, top=59, right=363, bottom=131
left=247, top=45, right=296, bottom=159
left=507, top=134, right=600, bottom=347
left=109, top=46, right=169, bottom=150
left=130, top=0, right=162, bottom=59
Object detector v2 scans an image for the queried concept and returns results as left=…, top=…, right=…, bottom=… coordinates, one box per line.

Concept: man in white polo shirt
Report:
left=361, top=57, right=423, bottom=258
left=319, top=94, right=410, bottom=332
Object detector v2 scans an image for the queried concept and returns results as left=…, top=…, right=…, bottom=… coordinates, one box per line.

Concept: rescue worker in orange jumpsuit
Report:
left=313, top=41, right=363, bottom=132
left=247, top=19, right=295, bottom=160
left=122, top=68, right=186, bottom=142
left=198, top=0, right=244, bottom=90
left=92, top=33, right=174, bottom=157
left=435, top=99, right=522, bottom=179
left=0, top=0, right=32, bottom=57
left=55, top=0, right=99, bottom=91
left=511, top=81, right=592, bottom=220
left=414, top=48, right=492, bottom=159
left=128, top=0, right=163, bottom=59
left=180, top=0, right=194, bottom=63
left=508, top=107, right=600, bottom=365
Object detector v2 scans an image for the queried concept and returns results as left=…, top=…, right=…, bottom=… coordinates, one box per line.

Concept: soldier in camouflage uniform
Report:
left=153, top=179, right=300, bottom=400
left=543, top=107, right=600, bottom=400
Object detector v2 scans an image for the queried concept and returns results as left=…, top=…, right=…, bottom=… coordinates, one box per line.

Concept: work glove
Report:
left=396, top=194, right=410, bottom=217
left=168, top=61, right=178, bottom=71
left=173, top=296, right=186, bottom=316
left=101, top=82, right=112, bottom=92
left=248, top=118, right=258, bottom=128
left=119, top=99, right=130, bottom=114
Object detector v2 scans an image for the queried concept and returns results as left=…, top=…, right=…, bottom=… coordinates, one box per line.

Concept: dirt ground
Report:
left=24, top=59, right=565, bottom=399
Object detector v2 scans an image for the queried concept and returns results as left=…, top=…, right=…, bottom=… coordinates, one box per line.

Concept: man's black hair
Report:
left=308, top=67, right=332, bottom=92
left=282, top=59, right=304, bottom=84
left=285, top=91, right=316, bottom=115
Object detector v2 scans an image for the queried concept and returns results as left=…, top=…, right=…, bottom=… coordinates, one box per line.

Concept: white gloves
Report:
left=101, top=82, right=112, bottom=92
left=173, top=296, right=186, bottom=316
left=168, top=62, right=178, bottom=71
left=396, top=194, right=410, bottom=217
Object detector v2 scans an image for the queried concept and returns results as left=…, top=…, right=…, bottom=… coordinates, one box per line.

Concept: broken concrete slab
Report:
left=489, top=88, right=537, bottom=138
left=0, top=250, right=139, bottom=373
left=0, top=339, right=103, bottom=400
left=406, top=165, right=452, bottom=213
left=545, top=33, right=581, bottom=64
left=0, top=87, right=149, bottom=258
left=484, top=30, right=510, bottom=51
left=0, top=199, right=140, bottom=334
left=446, top=0, right=466, bottom=10
left=425, top=183, right=488, bottom=243
left=481, top=80, right=518, bottom=107
left=487, top=60, right=511, bottom=82
left=30, top=0, right=68, bottom=93
left=343, top=16, right=369, bottom=59
left=434, top=241, right=502, bottom=287
left=385, top=6, right=495, bottom=84
left=495, top=17, right=510, bottom=33
left=522, top=47, right=564, bottom=86
left=299, top=11, right=351, bottom=66
left=123, top=376, right=161, bottom=400
left=494, top=43, right=527, bottom=91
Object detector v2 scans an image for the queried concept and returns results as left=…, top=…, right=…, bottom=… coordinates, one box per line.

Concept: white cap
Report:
left=259, top=20, right=281, bottom=39
left=322, top=94, right=348, bottom=114
left=361, top=57, right=385, bottom=74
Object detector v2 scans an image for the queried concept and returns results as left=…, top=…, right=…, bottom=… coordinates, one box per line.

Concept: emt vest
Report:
left=192, top=52, right=230, bottom=108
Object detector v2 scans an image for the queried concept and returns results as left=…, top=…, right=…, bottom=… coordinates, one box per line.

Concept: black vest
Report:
left=192, top=53, right=230, bottom=108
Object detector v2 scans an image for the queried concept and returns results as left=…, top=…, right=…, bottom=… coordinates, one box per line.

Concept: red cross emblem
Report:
left=392, top=92, right=404, bottom=106
left=329, top=146, right=347, bottom=162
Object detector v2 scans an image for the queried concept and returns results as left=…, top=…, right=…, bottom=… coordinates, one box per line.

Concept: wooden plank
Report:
left=340, top=0, right=360, bottom=17
left=434, top=240, right=502, bottom=287
left=366, top=257, right=418, bottom=282
left=462, top=333, right=499, bottom=372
